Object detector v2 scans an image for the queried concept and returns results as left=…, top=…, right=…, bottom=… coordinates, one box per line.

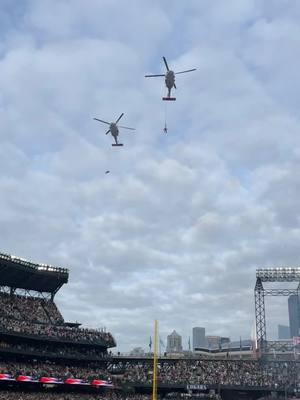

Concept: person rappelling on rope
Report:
left=163, top=121, right=168, bottom=133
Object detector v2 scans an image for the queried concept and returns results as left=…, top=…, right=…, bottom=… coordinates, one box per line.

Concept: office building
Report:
left=278, top=324, right=290, bottom=340
left=192, top=327, right=206, bottom=350
left=220, top=337, right=230, bottom=347
left=206, top=335, right=222, bottom=350
left=166, top=330, right=182, bottom=353
left=288, top=295, right=300, bottom=338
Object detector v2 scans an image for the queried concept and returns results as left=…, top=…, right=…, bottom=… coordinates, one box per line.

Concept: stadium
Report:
left=0, top=252, right=298, bottom=400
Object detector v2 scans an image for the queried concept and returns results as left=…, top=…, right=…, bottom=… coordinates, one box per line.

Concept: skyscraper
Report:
left=166, top=330, right=182, bottom=353
left=278, top=324, right=290, bottom=340
left=206, top=335, right=221, bottom=350
left=192, top=327, right=206, bottom=350
left=288, top=295, right=300, bottom=338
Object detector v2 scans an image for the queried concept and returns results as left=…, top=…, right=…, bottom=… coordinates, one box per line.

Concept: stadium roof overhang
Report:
left=0, top=253, right=69, bottom=294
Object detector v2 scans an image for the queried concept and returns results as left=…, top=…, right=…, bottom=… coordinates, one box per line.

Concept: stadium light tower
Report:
left=254, top=267, right=300, bottom=355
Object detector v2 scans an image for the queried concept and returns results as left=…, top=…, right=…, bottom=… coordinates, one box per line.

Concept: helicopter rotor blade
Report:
left=93, top=118, right=110, bottom=125
left=105, top=129, right=111, bottom=135
left=163, top=57, right=170, bottom=71
left=119, top=126, right=135, bottom=131
left=145, top=74, right=165, bottom=77
left=175, top=68, right=197, bottom=75
left=115, top=113, right=124, bottom=124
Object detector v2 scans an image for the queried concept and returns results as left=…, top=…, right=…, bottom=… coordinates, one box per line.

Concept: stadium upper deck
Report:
left=0, top=252, right=68, bottom=296
left=0, top=252, right=116, bottom=350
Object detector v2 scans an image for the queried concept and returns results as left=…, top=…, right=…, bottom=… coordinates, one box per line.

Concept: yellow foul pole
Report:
left=152, top=320, right=158, bottom=400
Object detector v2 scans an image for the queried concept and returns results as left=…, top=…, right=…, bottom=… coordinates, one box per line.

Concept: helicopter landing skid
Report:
left=112, top=144, right=123, bottom=147
left=162, top=97, right=176, bottom=101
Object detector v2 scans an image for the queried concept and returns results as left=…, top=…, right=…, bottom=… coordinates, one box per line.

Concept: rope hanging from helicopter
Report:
left=163, top=101, right=168, bottom=133
left=162, top=84, right=168, bottom=134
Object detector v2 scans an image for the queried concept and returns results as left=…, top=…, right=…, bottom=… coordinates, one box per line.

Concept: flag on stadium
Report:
left=0, top=374, right=14, bottom=381
left=39, top=377, right=63, bottom=384
left=64, top=378, right=89, bottom=385
left=17, top=375, right=39, bottom=383
left=92, top=379, right=114, bottom=387
left=149, top=336, right=152, bottom=350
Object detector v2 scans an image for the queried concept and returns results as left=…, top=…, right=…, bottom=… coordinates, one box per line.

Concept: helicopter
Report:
left=93, top=113, right=135, bottom=146
left=145, top=57, right=196, bottom=100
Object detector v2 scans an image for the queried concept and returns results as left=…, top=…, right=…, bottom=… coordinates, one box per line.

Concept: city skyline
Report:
left=144, top=326, right=255, bottom=353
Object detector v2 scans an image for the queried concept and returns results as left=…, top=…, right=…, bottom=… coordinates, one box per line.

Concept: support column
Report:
left=255, top=277, right=266, bottom=354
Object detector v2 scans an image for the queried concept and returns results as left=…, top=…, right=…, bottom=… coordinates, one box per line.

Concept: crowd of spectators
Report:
left=0, top=390, right=298, bottom=400
left=0, top=316, right=115, bottom=347
left=0, top=293, right=115, bottom=347
left=0, top=341, right=107, bottom=359
left=0, top=358, right=298, bottom=390
left=0, top=293, right=63, bottom=325
left=108, top=359, right=299, bottom=389
left=0, top=392, right=150, bottom=400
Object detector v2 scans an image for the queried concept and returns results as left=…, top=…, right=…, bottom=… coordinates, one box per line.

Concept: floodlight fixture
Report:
left=256, top=267, right=300, bottom=282
left=0, top=252, right=68, bottom=274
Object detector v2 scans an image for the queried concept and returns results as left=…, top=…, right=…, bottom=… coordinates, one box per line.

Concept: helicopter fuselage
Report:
left=110, top=122, right=119, bottom=138
left=165, top=70, right=175, bottom=89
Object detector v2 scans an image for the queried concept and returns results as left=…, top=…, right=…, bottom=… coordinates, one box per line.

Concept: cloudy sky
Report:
left=1, top=0, right=300, bottom=351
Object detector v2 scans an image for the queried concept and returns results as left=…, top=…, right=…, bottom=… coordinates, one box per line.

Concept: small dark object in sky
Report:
left=105, top=171, right=110, bottom=174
